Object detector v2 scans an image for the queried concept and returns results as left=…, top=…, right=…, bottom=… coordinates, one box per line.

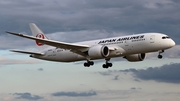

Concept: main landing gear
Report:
left=83, top=58, right=113, bottom=69
left=158, top=50, right=164, bottom=59
left=84, top=61, right=94, bottom=67
left=102, top=58, right=112, bottom=69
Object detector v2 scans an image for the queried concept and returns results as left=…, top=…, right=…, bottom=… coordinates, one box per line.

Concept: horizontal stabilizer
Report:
left=10, top=50, right=44, bottom=55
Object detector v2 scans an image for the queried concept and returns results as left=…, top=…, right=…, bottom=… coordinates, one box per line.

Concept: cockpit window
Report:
left=162, top=36, right=170, bottom=39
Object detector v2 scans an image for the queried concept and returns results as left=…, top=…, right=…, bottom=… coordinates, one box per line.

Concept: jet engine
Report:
left=124, top=53, right=146, bottom=62
left=88, top=45, right=109, bottom=59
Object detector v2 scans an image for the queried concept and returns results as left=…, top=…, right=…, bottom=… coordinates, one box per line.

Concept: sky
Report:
left=0, top=0, right=180, bottom=101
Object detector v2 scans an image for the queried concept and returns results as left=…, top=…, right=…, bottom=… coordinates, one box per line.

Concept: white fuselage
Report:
left=31, top=33, right=175, bottom=62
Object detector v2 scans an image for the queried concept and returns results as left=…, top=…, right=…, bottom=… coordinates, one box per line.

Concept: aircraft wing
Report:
left=6, top=31, right=91, bottom=57
left=6, top=31, right=90, bottom=50
left=10, top=49, right=44, bottom=55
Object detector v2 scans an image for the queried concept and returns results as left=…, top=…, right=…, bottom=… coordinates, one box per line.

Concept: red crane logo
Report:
left=36, top=33, right=45, bottom=46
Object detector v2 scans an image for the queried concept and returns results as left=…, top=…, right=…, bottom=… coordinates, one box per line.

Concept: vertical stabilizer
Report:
left=29, top=23, right=48, bottom=39
left=29, top=23, right=49, bottom=49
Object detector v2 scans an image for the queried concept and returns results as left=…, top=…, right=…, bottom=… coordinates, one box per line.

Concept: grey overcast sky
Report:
left=0, top=0, right=180, bottom=43
left=0, top=0, right=180, bottom=101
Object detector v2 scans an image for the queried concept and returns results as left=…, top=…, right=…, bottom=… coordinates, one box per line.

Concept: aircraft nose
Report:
left=169, top=39, right=175, bottom=47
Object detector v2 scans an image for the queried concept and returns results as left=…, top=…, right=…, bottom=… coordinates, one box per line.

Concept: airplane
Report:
left=6, top=23, right=175, bottom=68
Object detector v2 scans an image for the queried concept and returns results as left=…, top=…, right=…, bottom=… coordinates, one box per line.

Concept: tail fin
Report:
left=29, top=23, right=51, bottom=50
left=29, top=23, right=48, bottom=47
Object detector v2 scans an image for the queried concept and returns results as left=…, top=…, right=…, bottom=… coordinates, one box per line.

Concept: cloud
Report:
left=113, top=75, right=119, bottom=80
left=2, top=96, right=14, bottom=101
left=38, top=68, right=43, bottom=71
left=0, top=0, right=180, bottom=46
left=0, top=35, right=34, bottom=49
left=0, top=56, right=40, bottom=65
left=134, top=78, right=141, bottom=82
left=97, top=62, right=180, bottom=84
left=13, top=92, right=43, bottom=100
left=120, top=63, right=180, bottom=83
left=130, top=87, right=142, bottom=90
left=51, top=91, right=97, bottom=97
left=98, top=70, right=113, bottom=76
left=130, top=87, right=136, bottom=90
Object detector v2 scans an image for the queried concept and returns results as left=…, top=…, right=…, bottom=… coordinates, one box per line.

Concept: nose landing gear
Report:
left=158, top=50, right=164, bottom=59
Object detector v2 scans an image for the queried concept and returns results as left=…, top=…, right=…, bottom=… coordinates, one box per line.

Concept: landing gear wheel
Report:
left=107, top=63, right=112, bottom=67
left=84, top=62, right=90, bottom=67
left=89, top=61, right=94, bottom=66
left=102, top=63, right=112, bottom=68
left=158, top=50, right=164, bottom=59
left=84, top=61, right=94, bottom=67
left=102, top=64, right=108, bottom=68
left=158, top=55, right=163, bottom=59
left=102, top=58, right=113, bottom=69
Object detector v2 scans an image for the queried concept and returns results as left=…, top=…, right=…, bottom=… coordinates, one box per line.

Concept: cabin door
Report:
left=150, top=35, right=155, bottom=43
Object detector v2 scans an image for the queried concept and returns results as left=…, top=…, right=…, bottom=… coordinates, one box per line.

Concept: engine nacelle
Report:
left=124, top=53, right=146, bottom=62
left=88, top=45, right=109, bottom=59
